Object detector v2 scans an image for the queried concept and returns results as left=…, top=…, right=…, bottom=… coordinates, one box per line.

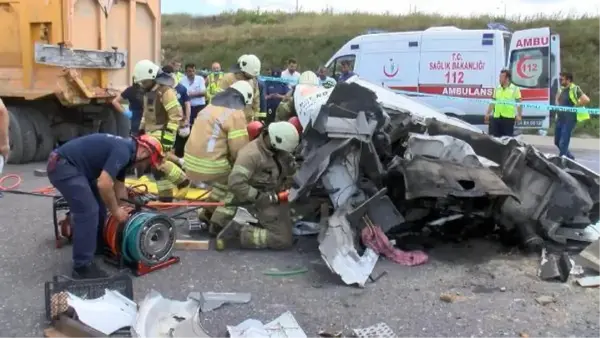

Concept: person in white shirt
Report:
left=280, top=58, right=300, bottom=89
left=180, top=63, right=207, bottom=126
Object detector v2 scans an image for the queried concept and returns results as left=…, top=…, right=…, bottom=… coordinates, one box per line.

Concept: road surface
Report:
left=0, top=144, right=598, bottom=337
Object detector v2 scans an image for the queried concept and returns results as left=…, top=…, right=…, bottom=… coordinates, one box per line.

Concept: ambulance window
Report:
left=329, top=55, right=356, bottom=80
left=503, top=33, right=511, bottom=63
left=508, top=47, right=549, bottom=89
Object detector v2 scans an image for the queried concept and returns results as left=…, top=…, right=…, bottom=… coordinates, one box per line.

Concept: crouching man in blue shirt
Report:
left=47, top=133, right=164, bottom=279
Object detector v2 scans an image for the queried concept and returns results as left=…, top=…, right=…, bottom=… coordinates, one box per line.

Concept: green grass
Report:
left=162, top=10, right=600, bottom=136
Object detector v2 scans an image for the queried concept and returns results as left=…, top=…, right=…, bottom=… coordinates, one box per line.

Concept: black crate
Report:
left=44, top=274, right=134, bottom=321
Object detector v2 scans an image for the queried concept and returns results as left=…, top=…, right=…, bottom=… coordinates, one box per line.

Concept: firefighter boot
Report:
left=215, top=220, right=242, bottom=251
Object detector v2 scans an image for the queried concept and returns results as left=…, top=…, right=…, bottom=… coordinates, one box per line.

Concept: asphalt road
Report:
left=0, top=148, right=599, bottom=337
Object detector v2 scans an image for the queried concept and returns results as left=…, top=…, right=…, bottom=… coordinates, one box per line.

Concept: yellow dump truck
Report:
left=0, top=0, right=161, bottom=163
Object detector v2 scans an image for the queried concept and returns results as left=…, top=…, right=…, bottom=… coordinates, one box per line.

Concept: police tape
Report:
left=254, top=75, right=600, bottom=115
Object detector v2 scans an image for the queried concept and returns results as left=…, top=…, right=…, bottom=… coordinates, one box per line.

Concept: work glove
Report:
left=123, top=109, right=132, bottom=119
left=255, top=191, right=279, bottom=206
left=178, top=126, right=191, bottom=137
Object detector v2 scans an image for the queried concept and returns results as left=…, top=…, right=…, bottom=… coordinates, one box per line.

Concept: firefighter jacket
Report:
left=217, top=72, right=260, bottom=122
left=228, top=134, right=295, bottom=203
left=275, top=95, right=296, bottom=122
left=183, top=90, right=249, bottom=184
left=140, top=84, right=184, bottom=152
left=206, top=72, right=224, bottom=103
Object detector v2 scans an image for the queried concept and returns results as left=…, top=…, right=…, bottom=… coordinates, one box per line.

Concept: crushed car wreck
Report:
left=288, top=76, right=600, bottom=287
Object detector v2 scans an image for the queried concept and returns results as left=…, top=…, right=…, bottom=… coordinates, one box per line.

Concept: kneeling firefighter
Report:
left=217, top=121, right=300, bottom=250
left=47, top=133, right=164, bottom=279
left=275, top=70, right=320, bottom=122
left=218, top=54, right=263, bottom=122
left=135, top=60, right=190, bottom=201
left=183, top=81, right=254, bottom=234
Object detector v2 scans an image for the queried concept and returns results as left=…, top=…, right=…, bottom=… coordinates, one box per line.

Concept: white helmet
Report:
left=298, top=71, right=320, bottom=86
left=267, top=122, right=299, bottom=153
left=236, top=54, right=261, bottom=77
left=133, top=59, right=160, bottom=83
left=230, top=80, right=254, bottom=105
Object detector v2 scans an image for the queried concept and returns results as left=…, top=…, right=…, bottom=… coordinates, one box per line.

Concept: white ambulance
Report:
left=324, top=26, right=560, bottom=130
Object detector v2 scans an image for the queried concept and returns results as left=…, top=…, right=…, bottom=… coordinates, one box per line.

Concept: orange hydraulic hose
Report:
left=104, top=205, right=135, bottom=256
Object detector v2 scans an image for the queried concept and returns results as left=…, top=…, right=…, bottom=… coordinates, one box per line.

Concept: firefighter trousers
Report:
left=239, top=203, right=293, bottom=250
left=152, top=159, right=188, bottom=200
left=47, top=153, right=106, bottom=268
left=194, top=176, right=236, bottom=235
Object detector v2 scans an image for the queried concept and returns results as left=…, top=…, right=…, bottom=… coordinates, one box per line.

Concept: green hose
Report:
left=121, top=212, right=152, bottom=264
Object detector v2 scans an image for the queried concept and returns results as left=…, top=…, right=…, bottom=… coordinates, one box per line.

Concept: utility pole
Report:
left=295, top=0, right=299, bottom=12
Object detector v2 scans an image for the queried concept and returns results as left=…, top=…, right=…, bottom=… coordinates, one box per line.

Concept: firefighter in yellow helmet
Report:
left=275, top=70, right=320, bottom=122
left=217, top=54, right=262, bottom=122
left=183, top=81, right=253, bottom=234
left=134, top=59, right=190, bottom=201
left=216, top=121, right=300, bottom=250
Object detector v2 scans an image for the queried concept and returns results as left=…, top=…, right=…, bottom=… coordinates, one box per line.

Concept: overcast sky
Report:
left=161, top=0, right=597, bottom=17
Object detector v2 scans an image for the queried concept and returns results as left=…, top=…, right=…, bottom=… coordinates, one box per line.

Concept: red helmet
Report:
left=247, top=121, right=264, bottom=140
left=288, top=116, right=302, bottom=134
left=136, top=134, right=163, bottom=166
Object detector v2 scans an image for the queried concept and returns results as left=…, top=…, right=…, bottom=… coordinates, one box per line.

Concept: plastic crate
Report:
left=44, top=274, right=134, bottom=321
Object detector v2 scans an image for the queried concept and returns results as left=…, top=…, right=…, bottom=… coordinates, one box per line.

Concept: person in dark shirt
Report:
left=265, top=69, right=289, bottom=124
left=162, top=65, right=192, bottom=158
left=47, top=133, right=164, bottom=279
left=337, top=60, right=356, bottom=82
left=112, top=83, right=144, bottom=135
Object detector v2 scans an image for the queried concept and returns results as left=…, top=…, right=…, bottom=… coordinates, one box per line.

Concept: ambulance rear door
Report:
left=506, top=27, right=552, bottom=129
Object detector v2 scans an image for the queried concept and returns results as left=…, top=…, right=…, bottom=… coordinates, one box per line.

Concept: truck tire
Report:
left=12, top=107, right=37, bottom=163
left=113, top=110, right=131, bottom=137
left=7, top=110, right=23, bottom=164
left=22, top=107, right=56, bottom=161
left=99, top=108, right=118, bottom=135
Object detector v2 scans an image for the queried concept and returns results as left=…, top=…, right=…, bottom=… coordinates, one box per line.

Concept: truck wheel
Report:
left=8, top=107, right=37, bottom=163
left=7, top=110, right=23, bottom=164
left=99, top=108, right=118, bottom=135
left=22, top=107, right=56, bottom=162
left=113, top=110, right=131, bottom=137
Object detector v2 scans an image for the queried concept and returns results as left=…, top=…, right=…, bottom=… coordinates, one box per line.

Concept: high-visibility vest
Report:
left=493, top=84, right=521, bottom=118
left=559, top=83, right=590, bottom=122
left=206, top=72, right=224, bottom=102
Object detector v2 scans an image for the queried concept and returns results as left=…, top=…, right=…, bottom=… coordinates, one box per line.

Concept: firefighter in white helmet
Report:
left=183, top=80, right=254, bottom=235
left=275, top=70, right=320, bottom=122
left=216, top=121, right=300, bottom=250
left=217, top=54, right=262, bottom=122
left=134, top=59, right=190, bottom=201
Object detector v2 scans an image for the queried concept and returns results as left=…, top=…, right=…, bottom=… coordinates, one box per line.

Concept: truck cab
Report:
left=325, top=26, right=560, bottom=132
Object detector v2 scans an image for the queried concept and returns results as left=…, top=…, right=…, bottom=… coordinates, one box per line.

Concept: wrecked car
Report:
left=288, top=76, right=600, bottom=287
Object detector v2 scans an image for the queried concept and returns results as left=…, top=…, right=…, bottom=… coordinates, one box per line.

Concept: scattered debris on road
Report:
left=353, top=322, right=397, bottom=338
left=226, top=311, right=307, bottom=338
left=535, top=295, right=556, bottom=306
left=440, top=292, right=465, bottom=303
left=576, top=276, right=600, bottom=288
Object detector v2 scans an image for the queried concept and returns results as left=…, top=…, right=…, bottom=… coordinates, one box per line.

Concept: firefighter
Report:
left=205, top=62, right=224, bottom=103
left=183, top=81, right=254, bottom=234
left=217, top=121, right=300, bottom=250
left=47, top=133, right=164, bottom=279
left=217, top=54, right=262, bottom=122
left=275, top=70, right=320, bottom=122
left=135, top=59, right=190, bottom=201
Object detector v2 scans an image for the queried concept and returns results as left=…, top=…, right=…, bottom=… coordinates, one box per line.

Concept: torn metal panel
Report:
left=66, top=289, right=137, bottom=335
left=574, top=238, right=600, bottom=272
left=226, top=311, right=307, bottom=338
left=187, top=292, right=251, bottom=313
left=318, top=209, right=379, bottom=287
left=539, top=249, right=572, bottom=282
left=132, top=290, right=200, bottom=338
left=404, top=133, right=496, bottom=167
left=346, top=188, right=405, bottom=233
left=171, top=311, right=211, bottom=338
left=394, top=155, right=516, bottom=201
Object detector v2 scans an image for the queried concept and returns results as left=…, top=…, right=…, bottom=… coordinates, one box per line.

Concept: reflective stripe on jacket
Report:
left=183, top=104, right=249, bottom=183
left=206, top=72, right=224, bottom=102
left=228, top=135, right=295, bottom=202
left=492, top=84, right=521, bottom=118
left=559, top=83, right=590, bottom=122
left=217, top=72, right=261, bottom=122
left=140, top=84, right=183, bottom=151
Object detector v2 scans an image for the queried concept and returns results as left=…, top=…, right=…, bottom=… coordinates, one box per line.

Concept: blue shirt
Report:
left=265, top=80, right=289, bottom=112
left=258, top=80, right=266, bottom=113
left=338, top=71, right=356, bottom=82
left=57, top=133, right=135, bottom=182
left=174, top=83, right=190, bottom=108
